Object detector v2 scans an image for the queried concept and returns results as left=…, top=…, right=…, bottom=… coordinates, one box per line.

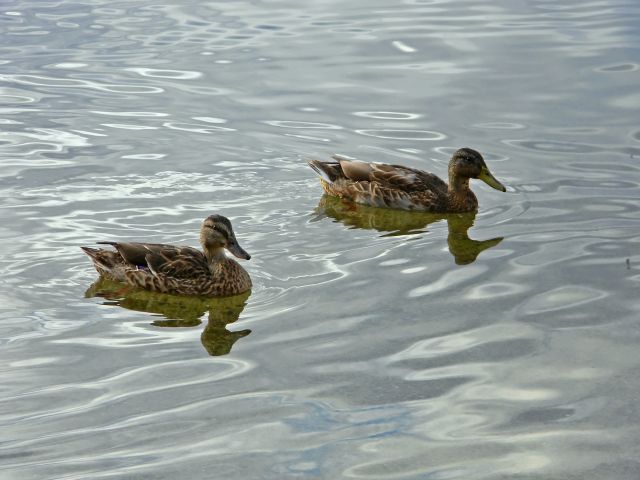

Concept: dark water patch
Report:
left=254, top=24, right=283, bottom=31
left=509, top=406, right=576, bottom=427
left=596, top=63, right=639, bottom=73
left=616, top=146, right=640, bottom=157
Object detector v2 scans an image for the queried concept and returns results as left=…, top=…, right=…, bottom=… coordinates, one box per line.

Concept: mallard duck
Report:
left=81, top=214, right=252, bottom=297
left=308, top=148, right=506, bottom=213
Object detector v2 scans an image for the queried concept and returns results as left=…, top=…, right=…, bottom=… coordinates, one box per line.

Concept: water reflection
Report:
left=314, top=195, right=503, bottom=264
left=85, top=279, right=251, bottom=356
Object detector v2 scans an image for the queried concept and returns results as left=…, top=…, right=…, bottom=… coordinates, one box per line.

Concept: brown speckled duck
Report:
left=81, top=214, right=252, bottom=296
left=308, top=148, right=506, bottom=213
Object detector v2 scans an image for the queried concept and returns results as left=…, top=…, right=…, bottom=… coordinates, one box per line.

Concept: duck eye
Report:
left=211, top=224, right=229, bottom=237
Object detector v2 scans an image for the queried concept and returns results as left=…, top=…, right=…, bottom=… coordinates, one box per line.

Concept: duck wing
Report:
left=145, top=249, right=210, bottom=279
left=336, top=157, right=448, bottom=193
left=97, top=242, right=204, bottom=269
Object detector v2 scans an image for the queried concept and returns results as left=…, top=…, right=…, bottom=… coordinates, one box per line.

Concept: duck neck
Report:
left=448, top=172, right=470, bottom=195
left=204, top=247, right=228, bottom=271
left=447, top=173, right=477, bottom=211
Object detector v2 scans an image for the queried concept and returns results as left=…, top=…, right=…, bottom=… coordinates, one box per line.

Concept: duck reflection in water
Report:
left=313, top=195, right=503, bottom=264
left=85, top=278, right=251, bottom=356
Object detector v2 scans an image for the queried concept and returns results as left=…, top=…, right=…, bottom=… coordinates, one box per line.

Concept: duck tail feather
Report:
left=80, top=246, right=100, bottom=260
left=81, top=246, right=116, bottom=274
left=308, top=159, right=342, bottom=183
left=331, top=154, right=357, bottom=162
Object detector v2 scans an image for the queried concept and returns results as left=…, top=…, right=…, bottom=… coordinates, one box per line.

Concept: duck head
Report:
left=449, top=148, right=506, bottom=192
left=200, top=214, right=251, bottom=260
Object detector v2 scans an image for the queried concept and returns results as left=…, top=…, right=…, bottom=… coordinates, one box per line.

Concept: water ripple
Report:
left=264, top=120, right=343, bottom=130
left=125, top=67, right=203, bottom=79
left=356, top=129, right=446, bottom=141
left=163, top=121, right=236, bottom=133
left=353, top=111, right=422, bottom=120
left=407, top=264, right=490, bottom=297
left=2, top=0, right=640, bottom=478
left=522, top=285, right=608, bottom=315
left=91, top=110, right=169, bottom=117
left=0, top=74, right=165, bottom=94
left=503, top=139, right=601, bottom=154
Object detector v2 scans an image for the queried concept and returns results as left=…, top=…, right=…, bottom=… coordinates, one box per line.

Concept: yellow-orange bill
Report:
left=478, top=167, right=506, bottom=192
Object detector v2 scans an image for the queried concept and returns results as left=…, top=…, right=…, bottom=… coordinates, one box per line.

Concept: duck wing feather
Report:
left=334, top=157, right=448, bottom=193
left=145, top=249, right=210, bottom=279
left=97, top=242, right=204, bottom=269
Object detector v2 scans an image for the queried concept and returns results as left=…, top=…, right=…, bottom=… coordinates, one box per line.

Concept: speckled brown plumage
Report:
left=122, top=256, right=251, bottom=296
left=81, top=214, right=252, bottom=297
left=309, top=148, right=506, bottom=213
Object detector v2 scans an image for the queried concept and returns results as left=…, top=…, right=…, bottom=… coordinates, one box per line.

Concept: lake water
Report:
left=2, top=1, right=640, bottom=478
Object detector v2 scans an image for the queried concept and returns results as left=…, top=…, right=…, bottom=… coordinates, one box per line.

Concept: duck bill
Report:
left=478, top=167, right=506, bottom=192
left=226, top=238, right=251, bottom=260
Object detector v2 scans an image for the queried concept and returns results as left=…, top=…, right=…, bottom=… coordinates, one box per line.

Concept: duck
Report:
left=308, top=147, right=506, bottom=213
left=81, top=214, right=252, bottom=297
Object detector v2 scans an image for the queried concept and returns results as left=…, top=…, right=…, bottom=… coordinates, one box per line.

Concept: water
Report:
left=1, top=0, right=639, bottom=478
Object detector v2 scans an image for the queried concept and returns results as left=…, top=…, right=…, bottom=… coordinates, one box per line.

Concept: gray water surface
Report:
left=1, top=1, right=640, bottom=479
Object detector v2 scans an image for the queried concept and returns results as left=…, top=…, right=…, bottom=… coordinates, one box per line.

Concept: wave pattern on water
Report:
left=1, top=0, right=640, bottom=478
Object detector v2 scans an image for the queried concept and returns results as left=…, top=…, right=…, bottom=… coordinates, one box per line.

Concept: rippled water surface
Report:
left=2, top=1, right=640, bottom=478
